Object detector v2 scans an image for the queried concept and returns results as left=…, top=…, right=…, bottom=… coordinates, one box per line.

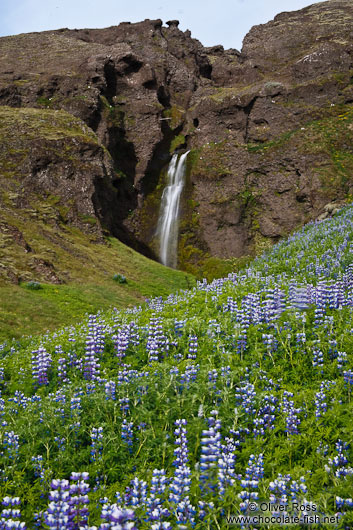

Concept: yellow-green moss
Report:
left=0, top=106, right=98, bottom=143
left=170, top=134, right=186, bottom=153
left=162, top=106, right=185, bottom=129
left=189, top=142, right=232, bottom=180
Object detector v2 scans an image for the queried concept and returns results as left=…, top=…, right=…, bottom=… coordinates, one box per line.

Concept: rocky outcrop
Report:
left=0, top=106, right=118, bottom=283
left=1, top=1, right=353, bottom=277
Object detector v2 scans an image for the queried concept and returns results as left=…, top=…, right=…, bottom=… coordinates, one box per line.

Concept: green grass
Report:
left=0, top=233, right=195, bottom=342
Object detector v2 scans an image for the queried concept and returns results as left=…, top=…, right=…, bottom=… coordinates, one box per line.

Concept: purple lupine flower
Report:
left=328, top=339, right=338, bottom=361
left=313, top=307, right=324, bottom=328
left=337, top=351, right=348, bottom=370
left=90, top=427, right=103, bottom=463
left=238, top=453, right=264, bottom=513
left=32, top=347, right=52, bottom=386
left=119, top=398, right=130, bottom=415
left=198, top=500, right=215, bottom=521
left=83, top=337, right=100, bottom=382
left=268, top=474, right=291, bottom=513
left=312, top=349, right=324, bottom=371
left=237, top=329, right=247, bottom=357
left=187, top=335, right=198, bottom=360
left=223, top=297, right=238, bottom=315
left=208, top=369, right=219, bottom=393
left=70, top=397, right=81, bottom=417
left=343, top=369, right=353, bottom=386
left=8, top=392, right=30, bottom=415
left=128, top=477, right=147, bottom=508
left=174, top=319, right=186, bottom=337
left=328, top=440, right=353, bottom=478
left=169, top=466, right=195, bottom=526
left=220, top=366, right=231, bottom=386
left=173, top=419, right=189, bottom=467
left=68, top=472, right=90, bottom=529
left=83, top=315, right=104, bottom=381
left=104, top=381, right=116, bottom=401
left=54, top=437, right=65, bottom=453
left=98, top=504, right=137, bottom=530
left=3, top=431, right=19, bottom=460
left=290, top=285, right=310, bottom=310
left=55, top=344, right=68, bottom=384
left=179, top=365, right=199, bottom=390
left=114, top=326, right=129, bottom=362
left=0, top=497, right=26, bottom=529
left=207, top=320, right=221, bottom=337
left=174, top=496, right=196, bottom=527
left=44, top=479, right=71, bottom=530
left=151, top=523, right=172, bottom=529
left=314, top=391, right=327, bottom=418
left=32, top=455, right=45, bottom=482
left=289, top=476, right=307, bottom=501
left=335, top=496, right=353, bottom=518
left=49, top=390, right=62, bottom=411
left=86, top=383, right=96, bottom=395
left=147, top=339, right=159, bottom=364
left=218, top=437, right=237, bottom=496
left=262, top=334, right=278, bottom=355
left=34, top=511, right=45, bottom=529
left=146, top=469, right=170, bottom=523
left=146, top=315, right=168, bottom=364
left=200, top=411, right=222, bottom=494
left=121, top=419, right=133, bottom=452
left=235, top=383, right=257, bottom=419
left=253, top=394, right=277, bottom=436
left=281, top=391, right=301, bottom=435
left=295, top=332, right=306, bottom=352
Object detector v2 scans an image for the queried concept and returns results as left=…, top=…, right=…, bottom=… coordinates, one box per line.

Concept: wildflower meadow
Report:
left=1, top=206, right=353, bottom=528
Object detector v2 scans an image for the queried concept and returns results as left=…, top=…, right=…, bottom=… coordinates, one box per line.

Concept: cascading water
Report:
left=156, top=151, right=189, bottom=268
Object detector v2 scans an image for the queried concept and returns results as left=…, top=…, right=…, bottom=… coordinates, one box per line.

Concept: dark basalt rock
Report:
left=166, top=20, right=180, bottom=28
left=0, top=1, right=353, bottom=276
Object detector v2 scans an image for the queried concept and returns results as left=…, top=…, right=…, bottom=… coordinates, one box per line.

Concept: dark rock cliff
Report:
left=1, top=0, right=353, bottom=277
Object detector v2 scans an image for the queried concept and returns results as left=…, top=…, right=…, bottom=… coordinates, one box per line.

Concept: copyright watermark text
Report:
left=226, top=501, right=340, bottom=526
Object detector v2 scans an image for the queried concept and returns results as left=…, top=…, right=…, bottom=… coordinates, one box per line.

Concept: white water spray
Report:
left=156, top=151, right=189, bottom=268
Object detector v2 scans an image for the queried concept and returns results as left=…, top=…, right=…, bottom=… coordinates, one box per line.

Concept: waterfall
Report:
left=156, top=151, right=189, bottom=268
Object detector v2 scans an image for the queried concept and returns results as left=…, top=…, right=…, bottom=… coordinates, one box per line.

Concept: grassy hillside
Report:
left=0, top=230, right=195, bottom=341
left=0, top=205, right=353, bottom=528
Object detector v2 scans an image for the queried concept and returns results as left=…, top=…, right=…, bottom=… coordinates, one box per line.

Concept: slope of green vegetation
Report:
left=0, top=206, right=353, bottom=528
left=0, top=232, right=195, bottom=341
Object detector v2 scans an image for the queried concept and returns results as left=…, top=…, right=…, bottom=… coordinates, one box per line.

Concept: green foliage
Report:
left=36, top=96, right=53, bottom=107
left=25, top=281, right=41, bottom=290
left=238, top=188, right=256, bottom=207
left=162, top=106, right=185, bottom=129
left=100, top=95, right=124, bottom=128
left=169, top=134, right=186, bottom=153
left=112, top=273, right=127, bottom=284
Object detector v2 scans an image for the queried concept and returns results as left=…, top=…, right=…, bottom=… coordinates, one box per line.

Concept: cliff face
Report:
left=1, top=0, right=353, bottom=278
left=0, top=106, right=118, bottom=283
